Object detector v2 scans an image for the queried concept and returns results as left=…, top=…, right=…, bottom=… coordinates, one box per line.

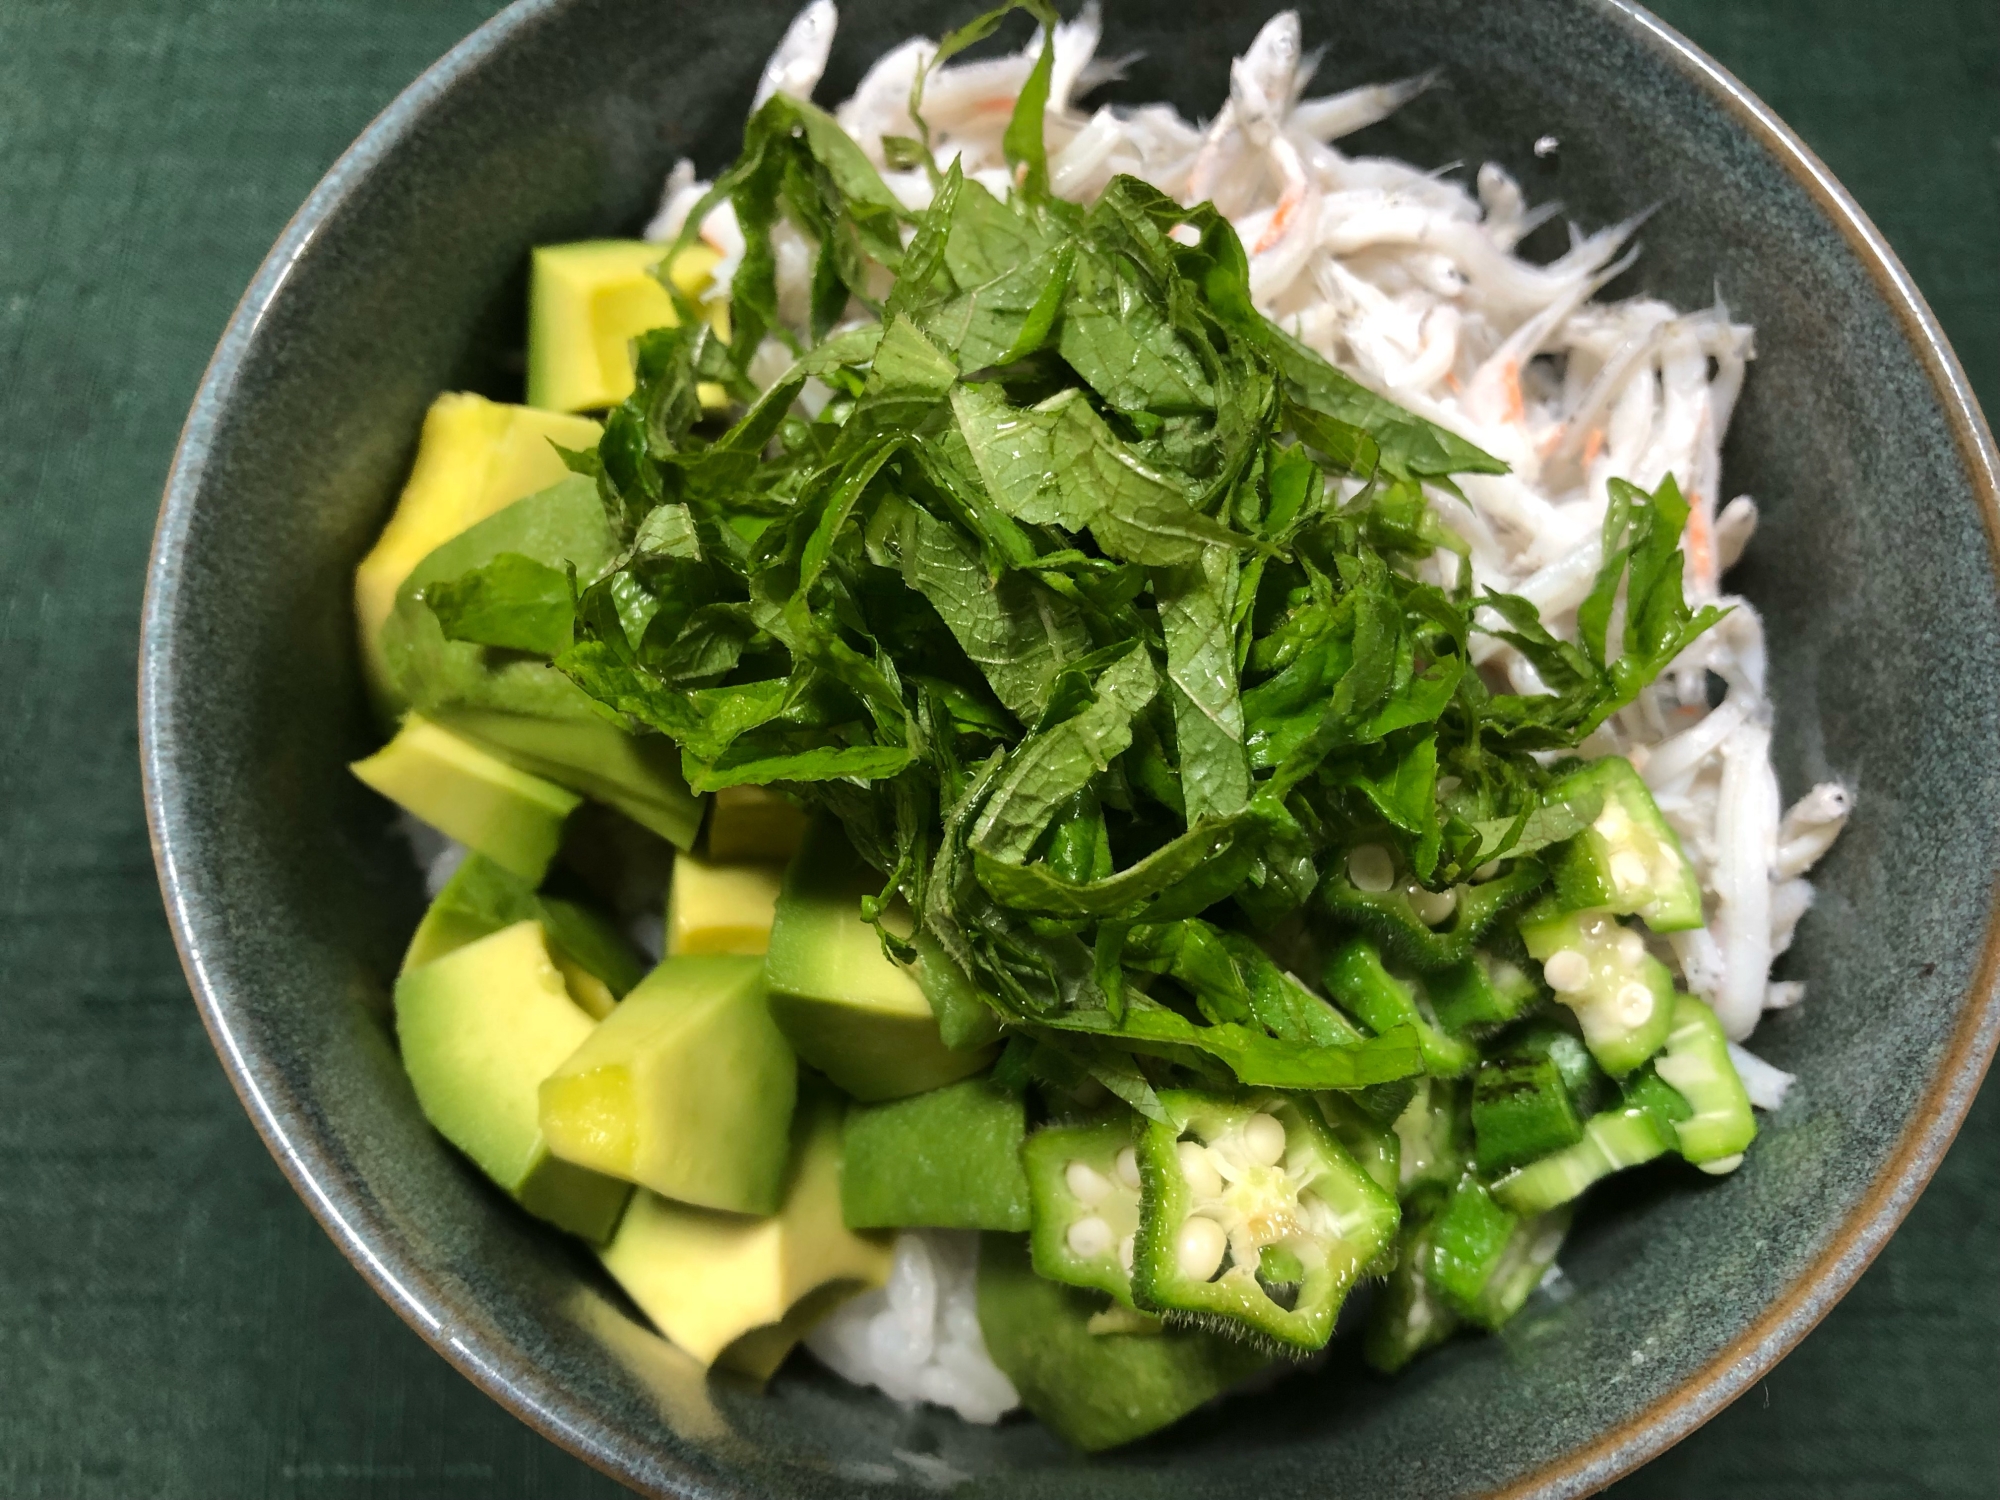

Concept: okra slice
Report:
left=1471, top=1056, right=1586, bottom=1174
left=1024, top=1115, right=1145, bottom=1307
left=1391, top=1076, right=1470, bottom=1196
left=1551, top=757, right=1703, bottom=931
left=1653, top=994, right=1758, bottom=1170
left=1427, top=947, right=1543, bottom=1035
left=1362, top=1192, right=1459, bottom=1373
left=1132, top=1090, right=1399, bottom=1353
left=1518, top=909, right=1675, bottom=1077
left=1323, top=938, right=1478, bottom=1078
left=1315, top=1090, right=1402, bottom=1195
left=1322, top=855, right=1548, bottom=971
left=1427, top=1175, right=1571, bottom=1331
left=1490, top=1104, right=1676, bottom=1215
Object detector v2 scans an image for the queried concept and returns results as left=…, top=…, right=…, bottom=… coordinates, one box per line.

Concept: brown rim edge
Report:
left=137, top=2, right=2000, bottom=1498
left=1486, top=5, right=2000, bottom=1499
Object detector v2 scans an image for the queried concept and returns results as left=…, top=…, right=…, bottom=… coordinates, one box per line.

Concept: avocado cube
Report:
left=764, top=822, right=996, bottom=1101
left=527, top=241, right=725, bottom=413
left=355, top=392, right=601, bottom=714
left=840, top=1077, right=1031, bottom=1231
left=975, top=1233, right=1269, bottom=1451
left=379, top=478, right=705, bottom=850
left=394, top=920, right=631, bottom=1241
left=665, top=850, right=785, bottom=957
left=401, top=854, right=644, bottom=1025
left=706, top=785, right=808, bottom=862
left=352, top=715, right=579, bottom=883
left=597, top=1084, right=891, bottom=1366
left=538, top=955, right=796, bottom=1215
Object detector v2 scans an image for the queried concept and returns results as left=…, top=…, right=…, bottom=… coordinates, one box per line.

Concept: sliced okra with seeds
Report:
left=1131, top=1090, right=1399, bottom=1353
left=1023, top=1114, right=1145, bottom=1307
left=1550, top=756, right=1703, bottom=931
left=1519, top=907, right=1675, bottom=1077
left=1322, top=852, right=1549, bottom=972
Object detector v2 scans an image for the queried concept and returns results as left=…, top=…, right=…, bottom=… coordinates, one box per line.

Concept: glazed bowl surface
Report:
left=141, top=1, right=2000, bottom=1496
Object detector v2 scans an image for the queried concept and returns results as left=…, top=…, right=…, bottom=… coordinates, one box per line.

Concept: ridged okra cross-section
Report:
left=1131, top=1090, right=1398, bottom=1352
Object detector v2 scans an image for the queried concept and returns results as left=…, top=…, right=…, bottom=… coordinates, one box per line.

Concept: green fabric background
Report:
left=0, top=1, right=1992, bottom=1495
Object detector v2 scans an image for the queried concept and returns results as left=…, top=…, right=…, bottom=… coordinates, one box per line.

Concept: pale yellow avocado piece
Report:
left=706, top=785, right=808, bottom=862
left=527, top=241, right=728, bottom=414
left=539, top=955, right=797, bottom=1214
left=666, top=851, right=786, bottom=957
left=355, top=393, right=601, bottom=713
left=395, top=920, right=631, bottom=1242
left=351, top=715, right=580, bottom=883
left=765, top=823, right=997, bottom=1102
left=597, top=1086, right=891, bottom=1366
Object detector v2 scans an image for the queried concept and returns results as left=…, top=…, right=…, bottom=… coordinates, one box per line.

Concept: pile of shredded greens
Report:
left=421, top=2, right=1723, bottom=1120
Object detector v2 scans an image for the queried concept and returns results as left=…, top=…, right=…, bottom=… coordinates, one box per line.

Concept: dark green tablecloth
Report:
left=1, top=2, right=1993, bottom=1495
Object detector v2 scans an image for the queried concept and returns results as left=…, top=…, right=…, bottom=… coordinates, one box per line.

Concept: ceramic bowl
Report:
left=141, top=1, right=2000, bottom=1495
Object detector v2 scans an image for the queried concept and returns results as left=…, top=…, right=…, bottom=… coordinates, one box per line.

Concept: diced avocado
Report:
left=976, top=1232, right=1269, bottom=1451
left=597, top=1083, right=891, bottom=1366
left=539, top=955, right=796, bottom=1214
left=764, top=822, right=997, bottom=1101
left=352, top=715, right=579, bottom=882
left=706, top=785, right=808, bottom=862
left=665, top=851, right=785, bottom=957
left=527, top=241, right=725, bottom=413
left=380, top=478, right=704, bottom=849
left=438, top=707, right=704, bottom=851
left=401, top=853, right=645, bottom=1023
left=711, top=1281, right=856, bottom=1387
left=1519, top=908, right=1676, bottom=1077
left=394, top=920, right=631, bottom=1241
left=356, top=392, right=601, bottom=715
left=1552, top=756, right=1704, bottom=931
left=841, top=1076, right=1030, bottom=1231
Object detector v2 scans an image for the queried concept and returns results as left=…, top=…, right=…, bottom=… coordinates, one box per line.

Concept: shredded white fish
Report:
left=649, top=5, right=1851, bottom=1410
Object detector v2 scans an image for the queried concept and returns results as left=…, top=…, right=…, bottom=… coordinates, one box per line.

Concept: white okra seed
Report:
left=1175, top=1216, right=1229, bottom=1281
left=1347, top=844, right=1395, bottom=893
left=1177, top=1139, right=1223, bottom=1198
left=1241, top=1112, right=1288, bottom=1166
left=1614, top=981, right=1654, bottom=1025
left=1118, top=1233, right=1135, bottom=1272
left=1065, top=1159, right=1113, bottom=1206
left=1067, top=1214, right=1114, bottom=1259
left=1114, top=1146, right=1141, bottom=1189
left=1543, top=949, right=1591, bottom=993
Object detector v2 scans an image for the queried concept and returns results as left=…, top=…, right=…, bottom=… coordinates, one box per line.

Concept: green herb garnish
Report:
left=424, top=9, right=1723, bottom=1113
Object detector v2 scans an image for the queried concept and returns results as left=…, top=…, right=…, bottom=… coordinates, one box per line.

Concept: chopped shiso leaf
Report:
left=365, top=4, right=1769, bottom=1411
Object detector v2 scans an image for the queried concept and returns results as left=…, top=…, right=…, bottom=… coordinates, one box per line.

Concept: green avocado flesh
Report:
left=351, top=715, right=578, bottom=882
left=840, top=1077, right=1030, bottom=1231
left=764, top=822, right=996, bottom=1101
left=379, top=478, right=704, bottom=849
left=976, top=1233, right=1268, bottom=1451
left=401, top=854, right=645, bottom=1008
left=539, top=955, right=797, bottom=1215
left=394, top=920, right=630, bottom=1241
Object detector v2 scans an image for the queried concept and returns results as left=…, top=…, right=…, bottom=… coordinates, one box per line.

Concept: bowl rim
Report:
left=139, top=1, right=2000, bottom=1495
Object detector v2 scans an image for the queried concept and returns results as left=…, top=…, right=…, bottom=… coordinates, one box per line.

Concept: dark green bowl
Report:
left=140, top=1, right=2000, bottom=1495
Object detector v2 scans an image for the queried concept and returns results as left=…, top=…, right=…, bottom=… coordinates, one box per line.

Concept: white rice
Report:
left=805, top=1231, right=1021, bottom=1423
